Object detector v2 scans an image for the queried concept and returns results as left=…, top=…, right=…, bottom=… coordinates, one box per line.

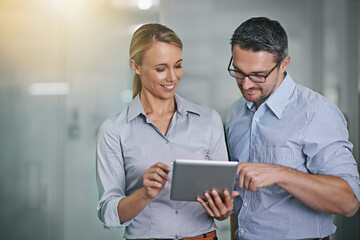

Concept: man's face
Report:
left=232, top=45, right=289, bottom=108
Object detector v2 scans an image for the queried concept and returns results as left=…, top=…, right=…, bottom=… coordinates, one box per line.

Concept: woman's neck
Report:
left=139, top=91, right=176, bottom=117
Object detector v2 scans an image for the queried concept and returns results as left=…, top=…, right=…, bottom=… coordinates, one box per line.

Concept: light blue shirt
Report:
left=96, top=94, right=228, bottom=239
left=225, top=73, right=360, bottom=240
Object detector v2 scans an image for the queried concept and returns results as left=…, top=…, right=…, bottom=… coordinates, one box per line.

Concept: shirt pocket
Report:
left=260, top=147, right=292, bottom=193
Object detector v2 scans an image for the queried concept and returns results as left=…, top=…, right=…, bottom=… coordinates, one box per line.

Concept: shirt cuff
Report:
left=101, top=196, right=133, bottom=229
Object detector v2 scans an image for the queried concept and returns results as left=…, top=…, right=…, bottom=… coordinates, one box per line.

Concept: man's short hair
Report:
left=231, top=17, right=288, bottom=62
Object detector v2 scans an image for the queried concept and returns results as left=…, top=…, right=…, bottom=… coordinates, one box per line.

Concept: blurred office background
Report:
left=0, top=0, right=359, bottom=239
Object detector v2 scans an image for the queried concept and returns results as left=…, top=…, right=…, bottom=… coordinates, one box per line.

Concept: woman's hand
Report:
left=143, top=162, right=171, bottom=200
left=117, top=162, right=170, bottom=223
left=197, top=189, right=239, bottom=221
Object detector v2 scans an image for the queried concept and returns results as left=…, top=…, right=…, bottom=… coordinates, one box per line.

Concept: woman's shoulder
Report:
left=98, top=105, right=130, bottom=134
left=175, top=94, right=222, bottom=123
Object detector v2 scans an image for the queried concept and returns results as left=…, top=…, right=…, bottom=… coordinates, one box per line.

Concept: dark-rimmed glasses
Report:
left=227, top=56, right=281, bottom=83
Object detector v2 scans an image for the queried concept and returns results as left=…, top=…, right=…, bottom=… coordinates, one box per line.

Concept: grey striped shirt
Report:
left=96, top=94, right=228, bottom=239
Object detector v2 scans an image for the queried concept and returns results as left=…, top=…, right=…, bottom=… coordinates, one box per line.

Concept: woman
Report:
left=96, top=23, right=233, bottom=239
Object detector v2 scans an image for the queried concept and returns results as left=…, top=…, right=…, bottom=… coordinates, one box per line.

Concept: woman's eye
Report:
left=175, top=65, right=182, bottom=69
left=156, top=68, right=165, bottom=72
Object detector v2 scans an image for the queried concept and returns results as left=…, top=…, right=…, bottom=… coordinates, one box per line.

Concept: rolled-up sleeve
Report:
left=302, top=101, right=360, bottom=201
left=96, top=119, right=132, bottom=229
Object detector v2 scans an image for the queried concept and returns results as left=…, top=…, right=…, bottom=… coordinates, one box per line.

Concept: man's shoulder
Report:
left=226, top=97, right=247, bottom=123
left=293, top=84, right=336, bottom=110
left=292, top=84, right=345, bottom=123
left=228, top=97, right=246, bottom=112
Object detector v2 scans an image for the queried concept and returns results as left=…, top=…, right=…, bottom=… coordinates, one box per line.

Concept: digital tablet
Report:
left=170, top=159, right=238, bottom=201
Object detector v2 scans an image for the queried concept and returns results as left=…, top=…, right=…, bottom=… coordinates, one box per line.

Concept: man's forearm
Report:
left=277, top=167, right=359, bottom=217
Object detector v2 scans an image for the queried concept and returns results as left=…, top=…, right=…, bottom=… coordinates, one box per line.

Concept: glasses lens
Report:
left=229, top=69, right=245, bottom=79
left=249, top=75, right=266, bottom=83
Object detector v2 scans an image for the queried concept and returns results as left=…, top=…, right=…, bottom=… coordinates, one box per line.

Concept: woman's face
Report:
left=133, top=41, right=183, bottom=101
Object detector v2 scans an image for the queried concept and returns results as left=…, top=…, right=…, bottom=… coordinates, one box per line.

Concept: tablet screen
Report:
left=170, top=159, right=238, bottom=201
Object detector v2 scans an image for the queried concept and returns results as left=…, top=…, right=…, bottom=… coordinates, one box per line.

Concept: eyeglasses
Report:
left=227, top=56, right=281, bottom=83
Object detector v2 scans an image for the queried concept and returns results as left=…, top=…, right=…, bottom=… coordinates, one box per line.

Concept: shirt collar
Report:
left=127, top=94, right=146, bottom=123
left=127, top=93, right=200, bottom=123
left=265, top=73, right=296, bottom=119
left=174, top=94, right=201, bottom=116
left=245, top=73, right=296, bottom=119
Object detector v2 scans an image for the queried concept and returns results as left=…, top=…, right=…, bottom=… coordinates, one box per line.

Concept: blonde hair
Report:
left=129, top=23, right=183, bottom=99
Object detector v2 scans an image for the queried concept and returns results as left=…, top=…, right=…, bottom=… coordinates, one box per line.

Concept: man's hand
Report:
left=237, top=162, right=360, bottom=217
left=197, top=189, right=239, bottom=221
left=237, top=162, right=284, bottom=191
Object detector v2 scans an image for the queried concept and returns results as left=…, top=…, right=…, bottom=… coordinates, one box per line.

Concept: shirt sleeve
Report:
left=302, top=100, right=360, bottom=201
left=206, top=109, right=229, bottom=161
left=96, top=118, right=133, bottom=229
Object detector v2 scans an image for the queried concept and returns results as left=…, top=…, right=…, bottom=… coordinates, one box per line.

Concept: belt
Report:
left=305, top=237, right=330, bottom=240
left=134, top=230, right=217, bottom=240
left=182, top=230, right=217, bottom=240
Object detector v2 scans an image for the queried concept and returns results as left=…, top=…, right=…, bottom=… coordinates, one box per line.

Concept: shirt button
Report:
left=255, top=117, right=259, bottom=122
left=240, top=229, right=245, bottom=234
left=175, top=210, right=179, bottom=214
left=250, top=145, right=254, bottom=149
left=243, top=202, right=248, bottom=207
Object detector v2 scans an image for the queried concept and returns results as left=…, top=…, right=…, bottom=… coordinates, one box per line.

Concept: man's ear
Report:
left=130, top=59, right=141, bottom=75
left=280, top=55, right=290, bottom=73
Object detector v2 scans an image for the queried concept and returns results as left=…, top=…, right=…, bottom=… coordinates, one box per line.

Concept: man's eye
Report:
left=175, top=65, right=182, bottom=69
left=236, top=71, right=245, bottom=76
left=251, top=75, right=265, bottom=81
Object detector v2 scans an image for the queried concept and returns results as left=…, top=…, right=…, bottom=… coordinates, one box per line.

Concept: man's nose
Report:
left=240, top=76, right=254, bottom=89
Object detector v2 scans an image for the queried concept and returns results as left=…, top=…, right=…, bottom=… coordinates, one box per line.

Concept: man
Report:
left=225, top=17, right=360, bottom=240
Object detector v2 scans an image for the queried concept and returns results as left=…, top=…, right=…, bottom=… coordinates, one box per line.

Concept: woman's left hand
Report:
left=197, top=189, right=239, bottom=221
